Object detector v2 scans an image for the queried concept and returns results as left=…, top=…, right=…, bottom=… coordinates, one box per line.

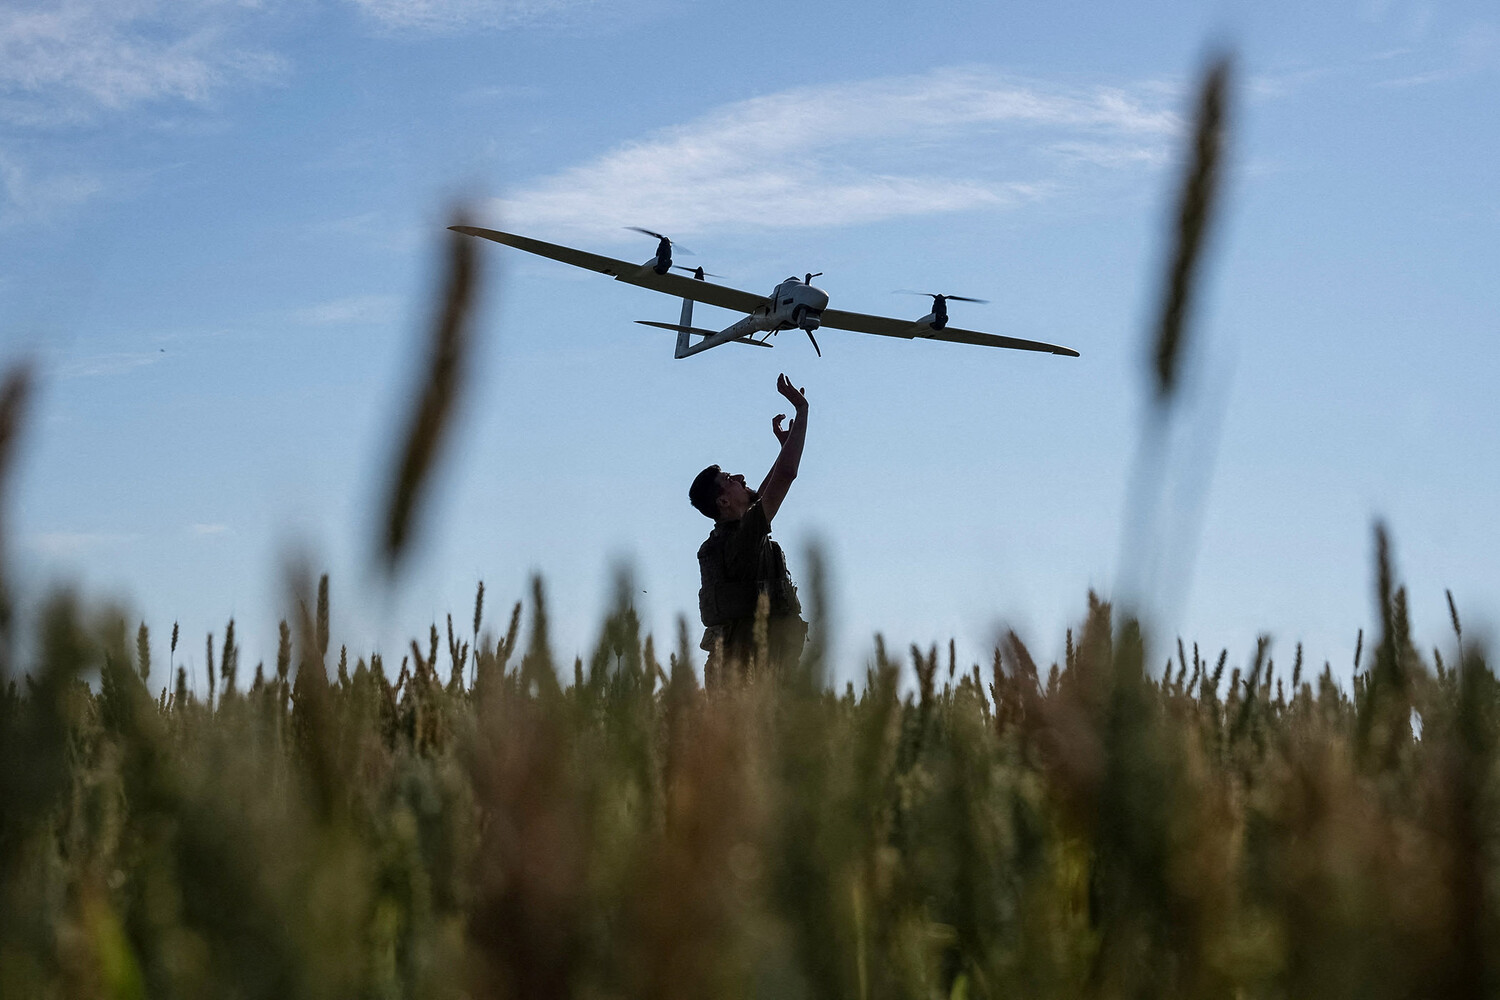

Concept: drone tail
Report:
left=635, top=321, right=771, bottom=352
left=674, top=295, right=694, bottom=359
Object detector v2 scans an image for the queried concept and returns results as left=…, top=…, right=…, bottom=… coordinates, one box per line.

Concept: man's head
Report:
left=689, top=464, right=756, bottom=522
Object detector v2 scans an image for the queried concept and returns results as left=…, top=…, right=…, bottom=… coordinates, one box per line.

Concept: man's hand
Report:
left=772, top=413, right=791, bottom=446
left=759, top=375, right=809, bottom=523
left=776, top=373, right=808, bottom=414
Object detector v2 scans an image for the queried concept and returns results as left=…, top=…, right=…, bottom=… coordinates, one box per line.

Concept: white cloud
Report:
left=1369, top=16, right=1500, bottom=88
left=346, top=0, right=603, bottom=32
left=1246, top=64, right=1340, bottom=102
left=1046, top=140, right=1172, bottom=169
left=1375, top=68, right=1457, bottom=88
left=0, top=0, right=283, bottom=122
left=456, top=83, right=542, bottom=105
left=1457, top=20, right=1500, bottom=63
left=59, top=350, right=163, bottom=377
left=26, top=531, right=138, bottom=556
left=190, top=522, right=230, bottom=536
left=296, top=211, right=424, bottom=253
left=293, top=293, right=403, bottom=325
left=0, top=150, right=102, bottom=220
left=495, top=68, right=1182, bottom=239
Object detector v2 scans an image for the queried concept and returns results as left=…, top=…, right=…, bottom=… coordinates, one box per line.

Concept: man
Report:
left=688, top=374, right=809, bottom=685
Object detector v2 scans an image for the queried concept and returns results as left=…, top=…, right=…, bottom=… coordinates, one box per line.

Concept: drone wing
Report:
left=819, top=308, right=1080, bottom=357
left=449, top=227, right=769, bottom=315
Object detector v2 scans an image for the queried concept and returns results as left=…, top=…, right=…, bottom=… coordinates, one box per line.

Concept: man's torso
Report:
left=697, top=499, right=801, bottom=629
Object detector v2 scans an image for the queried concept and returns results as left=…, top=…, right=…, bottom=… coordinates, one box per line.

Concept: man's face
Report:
left=716, top=471, right=755, bottom=519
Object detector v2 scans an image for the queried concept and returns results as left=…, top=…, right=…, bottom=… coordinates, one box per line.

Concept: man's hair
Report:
left=689, top=464, right=722, bottom=520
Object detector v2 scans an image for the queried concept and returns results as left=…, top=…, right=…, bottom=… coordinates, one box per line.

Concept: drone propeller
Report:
left=805, top=271, right=822, bottom=285
left=672, top=265, right=723, bottom=279
left=626, top=226, right=693, bottom=255
left=805, top=329, right=821, bottom=357
left=895, top=290, right=989, bottom=304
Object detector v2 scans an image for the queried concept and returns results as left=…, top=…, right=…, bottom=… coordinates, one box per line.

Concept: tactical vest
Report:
left=697, top=525, right=801, bottom=628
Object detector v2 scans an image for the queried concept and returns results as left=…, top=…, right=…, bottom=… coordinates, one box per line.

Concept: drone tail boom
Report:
left=634, top=321, right=772, bottom=352
left=675, top=295, right=693, bottom=359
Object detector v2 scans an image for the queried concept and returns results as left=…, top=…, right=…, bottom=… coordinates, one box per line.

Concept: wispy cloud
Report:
left=455, top=82, right=543, bottom=105
left=1246, top=65, right=1340, bottom=102
left=1371, top=17, right=1499, bottom=87
left=59, top=350, right=164, bottom=378
left=295, top=210, right=424, bottom=253
left=0, top=0, right=283, bottom=124
left=346, top=0, right=608, bottom=32
left=1375, top=68, right=1458, bottom=88
left=26, top=530, right=138, bottom=556
left=0, top=150, right=102, bottom=221
left=495, top=68, right=1182, bottom=239
left=292, top=293, right=403, bottom=325
left=190, top=522, right=230, bottom=536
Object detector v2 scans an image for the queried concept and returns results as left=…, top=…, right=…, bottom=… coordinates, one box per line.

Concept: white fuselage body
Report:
left=676, top=275, right=830, bottom=358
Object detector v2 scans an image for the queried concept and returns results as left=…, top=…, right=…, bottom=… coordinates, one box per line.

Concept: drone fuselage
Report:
left=671, top=277, right=829, bottom=358
left=768, top=277, right=829, bottom=332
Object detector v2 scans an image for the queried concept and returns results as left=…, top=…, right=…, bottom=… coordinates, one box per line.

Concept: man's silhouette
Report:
left=688, top=374, right=809, bottom=686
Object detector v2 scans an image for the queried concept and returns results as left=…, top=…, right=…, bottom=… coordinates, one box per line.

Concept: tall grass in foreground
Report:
left=0, top=560, right=1495, bottom=999
left=5, top=58, right=1498, bottom=1000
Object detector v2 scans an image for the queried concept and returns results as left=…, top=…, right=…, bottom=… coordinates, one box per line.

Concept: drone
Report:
left=448, top=226, right=1080, bottom=360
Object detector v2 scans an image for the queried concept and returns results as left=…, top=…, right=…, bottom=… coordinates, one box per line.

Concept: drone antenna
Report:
left=805, top=271, right=822, bottom=285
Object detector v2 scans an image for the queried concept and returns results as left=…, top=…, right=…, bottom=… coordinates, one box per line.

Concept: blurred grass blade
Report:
left=0, top=365, right=29, bottom=495
left=379, top=210, right=483, bottom=573
left=1153, top=55, right=1230, bottom=404
left=0, top=363, right=33, bottom=669
left=1119, top=57, right=1232, bottom=616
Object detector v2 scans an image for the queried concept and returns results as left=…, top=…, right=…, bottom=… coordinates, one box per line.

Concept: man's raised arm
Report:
left=757, top=374, right=808, bottom=522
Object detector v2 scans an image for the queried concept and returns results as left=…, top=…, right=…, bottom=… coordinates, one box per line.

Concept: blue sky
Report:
left=3, top=0, right=1497, bottom=689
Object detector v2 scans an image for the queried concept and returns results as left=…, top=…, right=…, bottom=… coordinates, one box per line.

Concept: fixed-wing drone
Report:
left=449, top=226, right=1080, bottom=360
